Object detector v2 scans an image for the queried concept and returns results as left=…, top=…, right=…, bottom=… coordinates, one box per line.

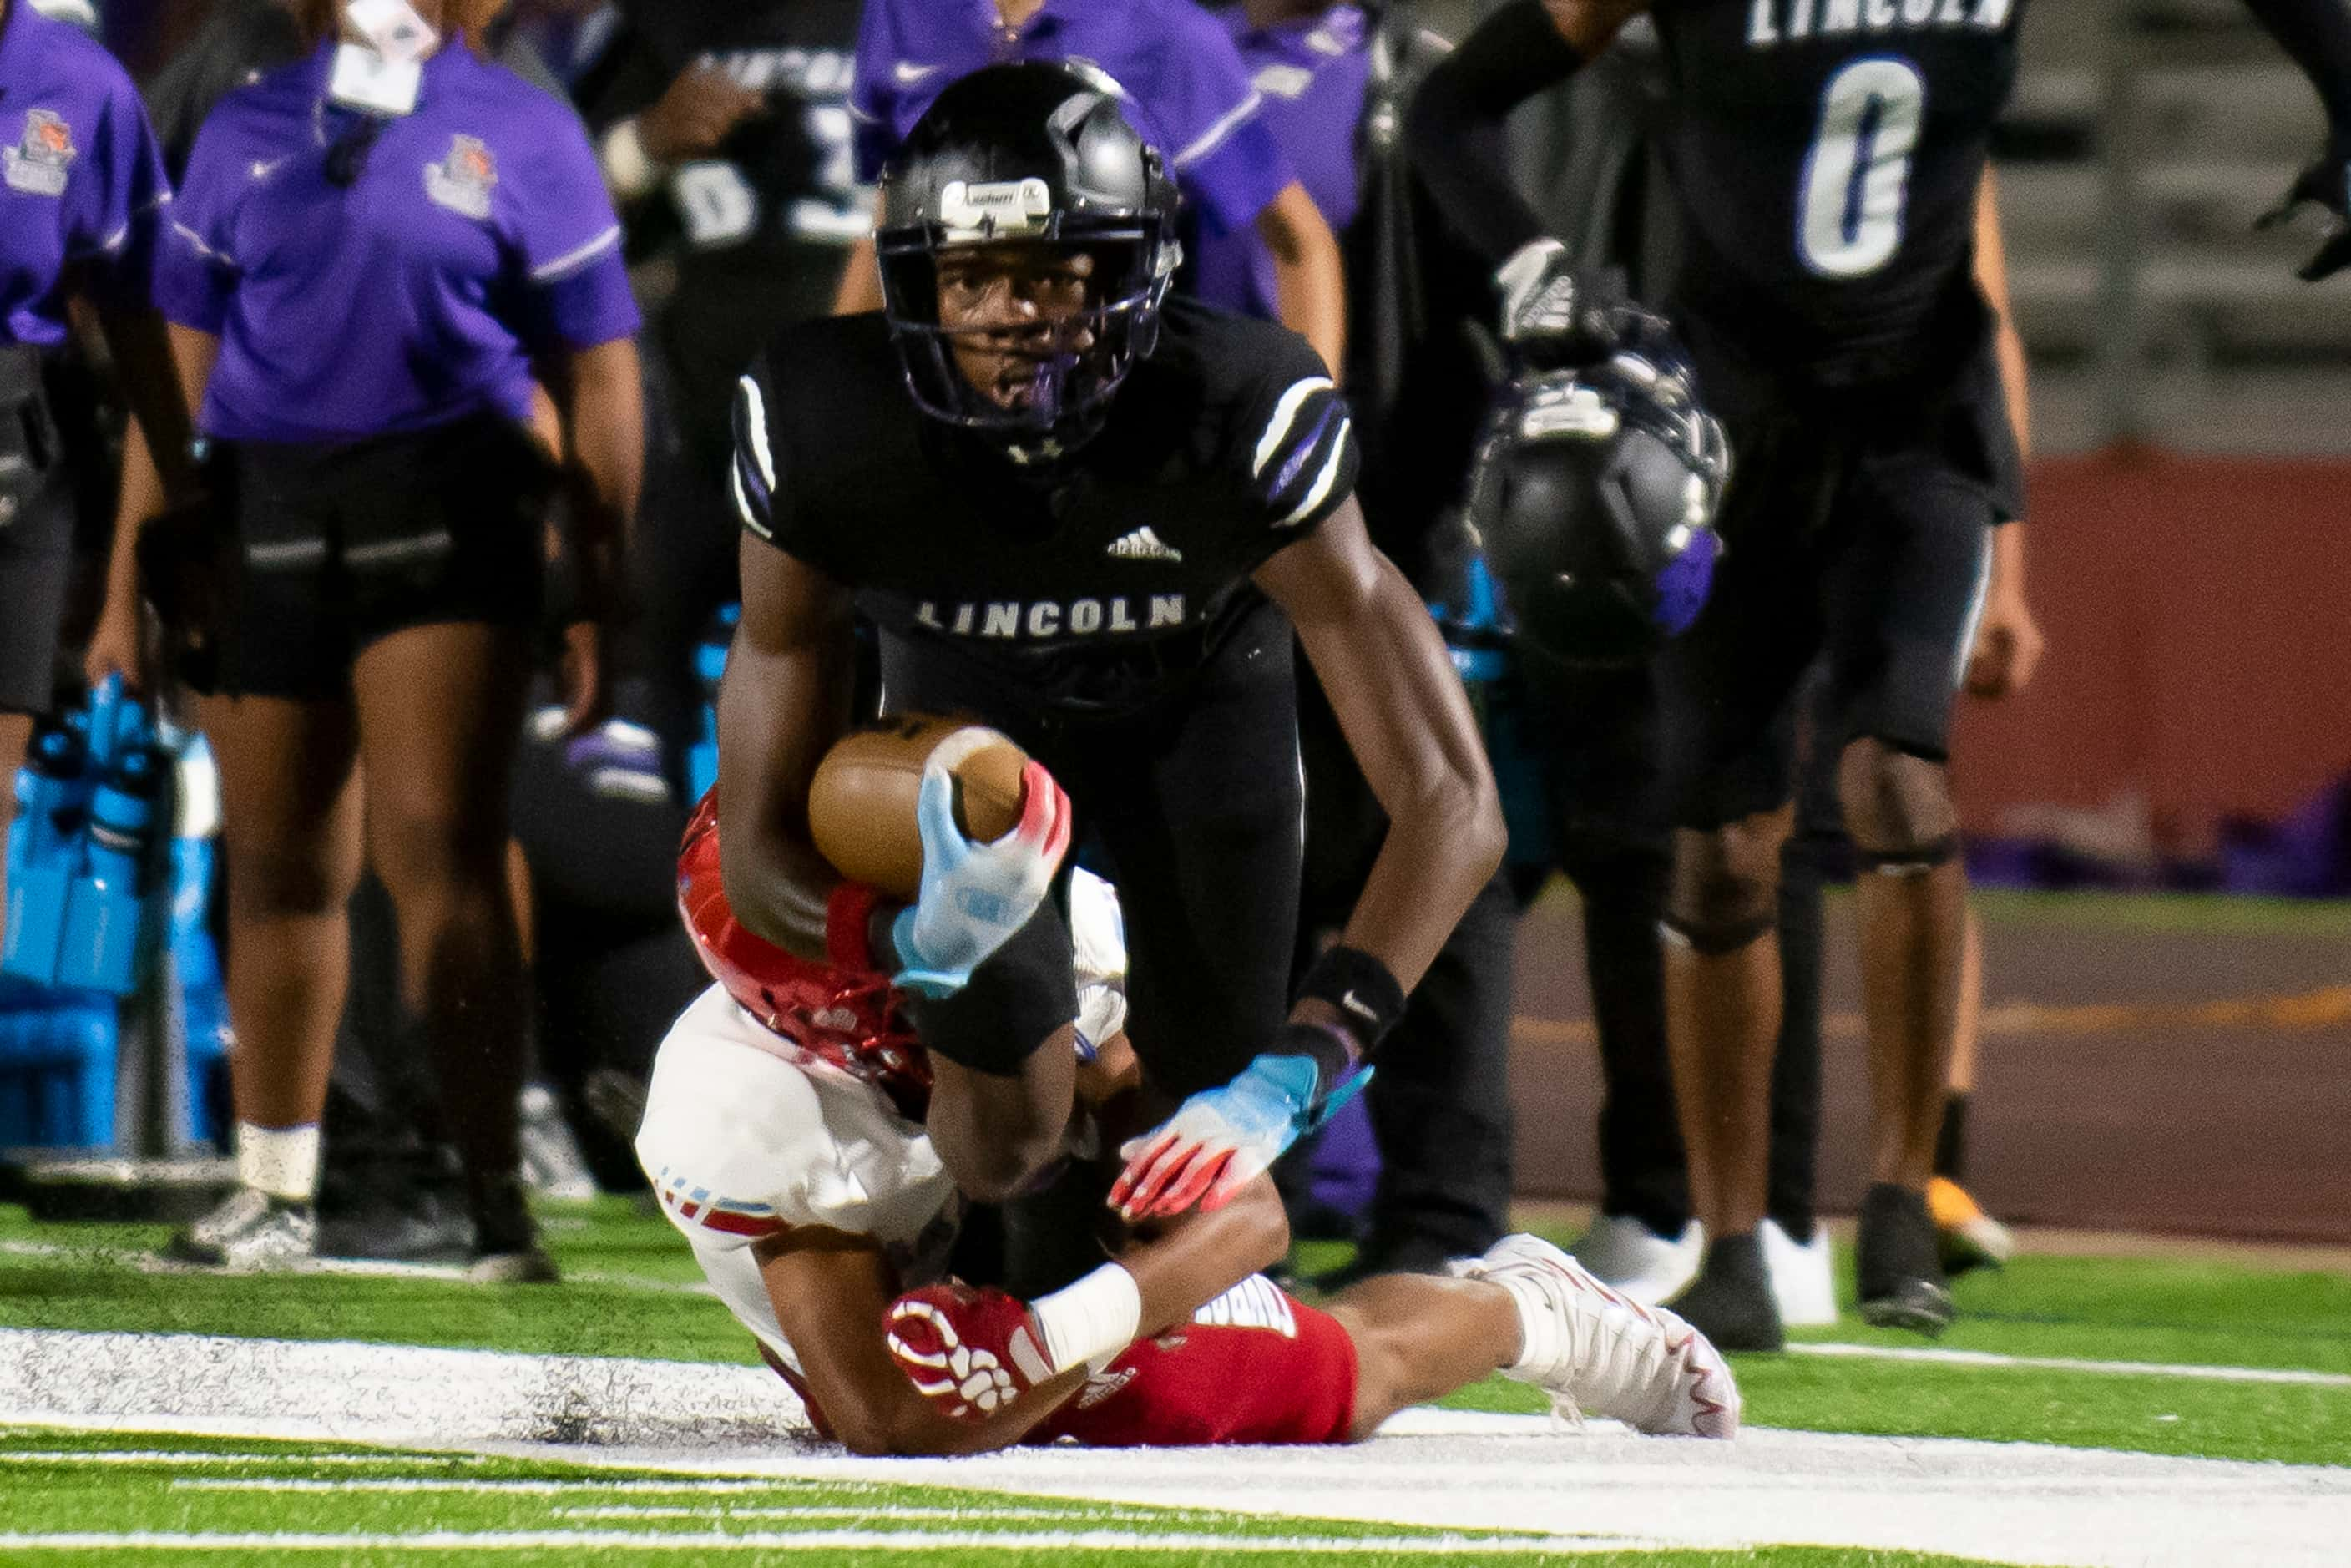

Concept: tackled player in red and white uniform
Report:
left=640, top=791, right=1740, bottom=1454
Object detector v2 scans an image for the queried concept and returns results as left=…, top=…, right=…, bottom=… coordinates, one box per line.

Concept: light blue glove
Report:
left=890, top=735, right=1071, bottom=999
left=1111, top=1051, right=1374, bottom=1219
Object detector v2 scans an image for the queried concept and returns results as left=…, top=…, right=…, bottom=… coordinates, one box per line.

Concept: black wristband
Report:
left=1296, top=944, right=1408, bottom=1058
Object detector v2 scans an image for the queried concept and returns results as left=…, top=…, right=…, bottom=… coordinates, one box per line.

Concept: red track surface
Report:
left=1509, top=898, right=2351, bottom=1243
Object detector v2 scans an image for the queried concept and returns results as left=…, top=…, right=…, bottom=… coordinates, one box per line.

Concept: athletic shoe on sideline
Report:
left=1856, top=1182, right=1954, bottom=1334
left=164, top=1186, right=316, bottom=1271
left=518, top=1083, right=600, bottom=1202
left=1929, top=1176, right=2015, bottom=1277
left=1760, top=1217, right=1839, bottom=1327
left=467, top=1172, right=560, bottom=1285
left=1666, top=1232, right=1785, bottom=1352
left=1458, top=1234, right=1740, bottom=1438
left=1569, top=1213, right=1705, bottom=1305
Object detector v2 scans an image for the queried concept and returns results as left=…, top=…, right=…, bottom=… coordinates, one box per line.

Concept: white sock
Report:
left=236, top=1122, right=321, bottom=1203
left=1489, top=1269, right=1560, bottom=1375
left=1027, top=1262, right=1143, bottom=1376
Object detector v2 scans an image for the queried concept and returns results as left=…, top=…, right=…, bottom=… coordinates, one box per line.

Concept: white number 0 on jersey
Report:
left=1797, top=58, right=1926, bottom=279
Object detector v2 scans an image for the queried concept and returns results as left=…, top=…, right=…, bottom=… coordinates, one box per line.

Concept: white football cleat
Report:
left=1569, top=1213, right=1705, bottom=1305
left=1459, top=1233, right=1739, bottom=1439
left=1761, top=1217, right=1839, bottom=1328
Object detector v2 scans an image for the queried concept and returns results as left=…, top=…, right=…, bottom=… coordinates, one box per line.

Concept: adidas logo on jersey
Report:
left=1105, top=527, right=1184, bottom=563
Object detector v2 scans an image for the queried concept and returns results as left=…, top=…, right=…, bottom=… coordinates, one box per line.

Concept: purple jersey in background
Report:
left=1191, top=4, right=1368, bottom=321
left=849, top=0, right=1292, bottom=239
left=159, top=38, right=640, bottom=443
left=1, top=2, right=172, bottom=345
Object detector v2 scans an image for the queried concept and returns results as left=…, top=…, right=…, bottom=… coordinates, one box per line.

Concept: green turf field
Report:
left=6, top=1199, right=2348, bottom=1467
left=5, top=1182, right=2348, bottom=1565
left=0, top=1425, right=2021, bottom=1567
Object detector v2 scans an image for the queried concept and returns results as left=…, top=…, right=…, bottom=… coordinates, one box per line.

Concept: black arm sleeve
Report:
left=1403, top=0, right=1592, bottom=266
left=2241, top=0, right=2351, bottom=130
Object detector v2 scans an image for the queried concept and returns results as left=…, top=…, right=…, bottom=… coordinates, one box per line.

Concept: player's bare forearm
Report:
left=756, top=1228, right=1085, bottom=1456
left=1258, top=503, right=1506, bottom=992
left=1111, top=1173, right=1291, bottom=1333
left=1257, top=182, right=1347, bottom=377
left=96, top=306, right=201, bottom=507
left=715, top=538, right=857, bottom=959
left=558, top=336, right=646, bottom=563
left=1972, top=170, right=2031, bottom=465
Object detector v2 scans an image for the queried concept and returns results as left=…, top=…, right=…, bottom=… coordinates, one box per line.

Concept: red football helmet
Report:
left=677, top=792, right=933, bottom=1121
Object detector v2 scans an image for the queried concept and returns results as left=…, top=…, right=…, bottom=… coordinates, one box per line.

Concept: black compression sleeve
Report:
left=2241, top=0, right=2351, bottom=132
left=1404, top=0, right=1591, bottom=265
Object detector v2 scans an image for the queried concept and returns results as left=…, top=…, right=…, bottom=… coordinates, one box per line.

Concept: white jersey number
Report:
left=1797, top=58, right=1926, bottom=279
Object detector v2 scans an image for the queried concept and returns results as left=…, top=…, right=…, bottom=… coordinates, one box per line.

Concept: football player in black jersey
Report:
left=720, top=64, right=1503, bottom=1232
left=571, top=1, right=865, bottom=752
left=1407, top=0, right=2351, bottom=1348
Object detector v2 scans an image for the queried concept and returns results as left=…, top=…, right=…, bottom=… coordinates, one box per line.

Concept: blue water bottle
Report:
left=3, top=724, right=92, bottom=986
left=58, top=743, right=162, bottom=994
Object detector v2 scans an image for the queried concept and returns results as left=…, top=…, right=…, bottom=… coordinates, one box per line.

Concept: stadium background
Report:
left=12, top=0, right=2348, bottom=1244
left=1, top=3, right=2345, bottom=1560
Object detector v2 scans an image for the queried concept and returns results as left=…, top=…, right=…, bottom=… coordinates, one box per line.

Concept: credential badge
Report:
left=424, top=134, right=497, bottom=219
left=4, top=109, right=75, bottom=198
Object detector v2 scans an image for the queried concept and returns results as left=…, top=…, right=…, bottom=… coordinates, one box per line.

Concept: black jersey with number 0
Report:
left=731, top=296, right=1359, bottom=716
left=1650, top=0, right=2023, bottom=386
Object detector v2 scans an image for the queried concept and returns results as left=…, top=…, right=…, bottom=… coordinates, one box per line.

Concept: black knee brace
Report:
left=1840, top=739, right=1959, bottom=874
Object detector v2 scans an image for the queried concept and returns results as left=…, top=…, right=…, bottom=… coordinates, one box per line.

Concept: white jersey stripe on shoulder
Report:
left=1276, top=417, right=1351, bottom=528
left=1172, top=90, right=1265, bottom=169
left=737, top=374, right=776, bottom=493
left=1251, top=377, right=1334, bottom=478
left=731, top=461, right=771, bottom=539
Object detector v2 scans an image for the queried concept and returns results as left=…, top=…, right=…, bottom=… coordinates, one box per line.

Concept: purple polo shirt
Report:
left=158, top=38, right=640, bottom=443
left=0, top=2, right=171, bottom=346
left=850, top=0, right=1292, bottom=238
left=1191, top=5, right=1368, bottom=321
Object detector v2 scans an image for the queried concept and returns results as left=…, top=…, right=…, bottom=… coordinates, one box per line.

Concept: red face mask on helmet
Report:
left=677, top=793, right=933, bottom=1122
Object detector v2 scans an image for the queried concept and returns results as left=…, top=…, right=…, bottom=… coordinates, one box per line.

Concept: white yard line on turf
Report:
left=7, top=1327, right=2351, bottom=1568
left=0, top=1237, right=715, bottom=1295
left=0, top=1530, right=1636, bottom=1555
left=551, top=1505, right=1175, bottom=1521
left=0, top=1451, right=479, bottom=1466
left=1790, top=1341, right=2351, bottom=1387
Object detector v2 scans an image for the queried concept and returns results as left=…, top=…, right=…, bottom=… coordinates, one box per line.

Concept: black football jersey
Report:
left=1649, top=0, right=2023, bottom=384
left=578, top=1, right=863, bottom=428
left=731, top=297, right=1358, bottom=715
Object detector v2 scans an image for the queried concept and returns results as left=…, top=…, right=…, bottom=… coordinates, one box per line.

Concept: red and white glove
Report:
left=883, top=1282, right=1054, bottom=1421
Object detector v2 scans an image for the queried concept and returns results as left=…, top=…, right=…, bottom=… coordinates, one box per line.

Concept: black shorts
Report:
left=200, top=417, right=554, bottom=701
left=1, top=346, right=73, bottom=716
left=881, top=597, right=1302, bottom=1095
left=0, top=472, right=73, bottom=716
left=1656, top=326, right=2001, bottom=831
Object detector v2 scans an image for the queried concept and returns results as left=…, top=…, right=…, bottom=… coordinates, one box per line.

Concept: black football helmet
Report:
left=1468, top=321, right=1732, bottom=671
left=875, top=62, right=1183, bottom=456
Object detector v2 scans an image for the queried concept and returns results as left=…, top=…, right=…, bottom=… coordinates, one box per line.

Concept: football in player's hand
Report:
left=809, top=715, right=1030, bottom=899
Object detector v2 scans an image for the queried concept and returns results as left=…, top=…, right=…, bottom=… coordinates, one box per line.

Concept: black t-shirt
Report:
left=578, top=0, right=862, bottom=440
left=1650, top=0, right=2023, bottom=387
left=731, top=296, right=1359, bottom=716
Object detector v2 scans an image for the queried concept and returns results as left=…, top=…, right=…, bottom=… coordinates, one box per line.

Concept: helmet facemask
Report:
left=877, top=222, right=1175, bottom=460
left=874, top=66, right=1184, bottom=463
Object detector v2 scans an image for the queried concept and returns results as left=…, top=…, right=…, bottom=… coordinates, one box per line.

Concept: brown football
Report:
left=807, top=714, right=1029, bottom=899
